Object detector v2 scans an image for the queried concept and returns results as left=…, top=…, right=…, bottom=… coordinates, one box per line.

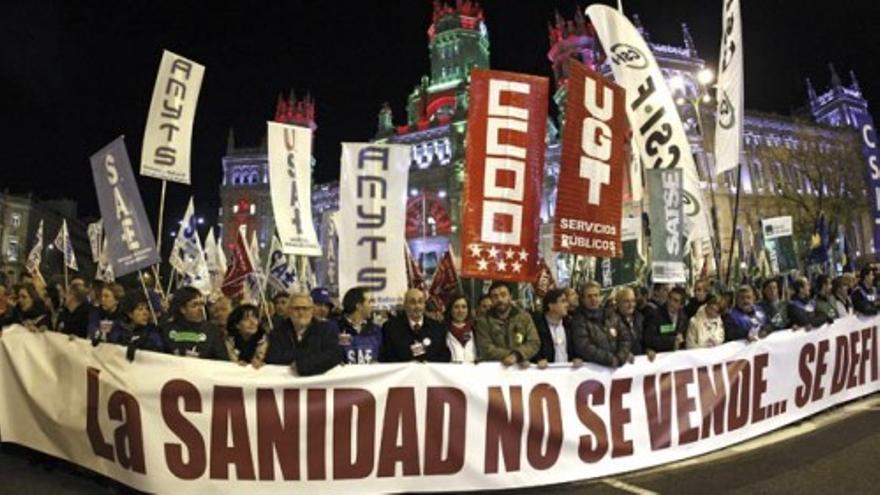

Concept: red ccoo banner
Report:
left=461, top=69, right=549, bottom=282
left=553, top=60, right=627, bottom=257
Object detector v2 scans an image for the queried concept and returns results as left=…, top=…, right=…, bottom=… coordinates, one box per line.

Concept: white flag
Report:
left=267, top=234, right=298, bottom=293
left=169, top=198, right=210, bottom=293
left=140, top=50, right=205, bottom=184
left=242, top=230, right=263, bottom=305
left=95, top=238, right=115, bottom=282
left=267, top=122, right=322, bottom=256
left=203, top=227, right=227, bottom=292
left=52, top=219, right=78, bottom=271
left=586, top=5, right=711, bottom=242
left=87, top=221, right=103, bottom=263
left=25, top=220, right=44, bottom=278
left=713, top=0, right=744, bottom=176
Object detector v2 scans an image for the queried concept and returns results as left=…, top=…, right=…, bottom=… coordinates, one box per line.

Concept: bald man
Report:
left=380, top=289, right=450, bottom=362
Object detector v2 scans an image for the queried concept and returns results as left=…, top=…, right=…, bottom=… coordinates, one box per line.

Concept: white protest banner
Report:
left=338, top=143, right=410, bottom=309
left=0, top=316, right=878, bottom=493
left=714, top=0, right=744, bottom=176
left=87, top=221, right=103, bottom=263
left=140, top=50, right=205, bottom=184
left=267, top=122, right=321, bottom=256
left=169, top=198, right=211, bottom=294
left=586, top=5, right=711, bottom=242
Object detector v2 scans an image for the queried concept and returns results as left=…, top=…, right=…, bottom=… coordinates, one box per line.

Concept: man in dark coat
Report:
left=642, top=286, right=688, bottom=358
left=571, top=281, right=631, bottom=367
left=56, top=284, right=91, bottom=338
left=723, top=285, right=770, bottom=342
left=532, top=288, right=579, bottom=367
left=380, top=289, right=450, bottom=363
left=265, top=292, right=341, bottom=376
left=608, top=286, right=645, bottom=356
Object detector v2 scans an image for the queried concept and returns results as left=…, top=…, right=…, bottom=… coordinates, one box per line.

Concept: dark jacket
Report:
left=380, top=314, right=450, bottom=363
left=474, top=306, right=540, bottom=362
left=609, top=309, right=645, bottom=355
left=337, top=316, right=383, bottom=364
left=162, top=319, right=230, bottom=361
left=228, top=328, right=268, bottom=364
left=571, top=307, right=632, bottom=366
left=723, top=305, right=769, bottom=342
left=56, top=303, right=91, bottom=338
left=642, top=303, right=688, bottom=353
left=758, top=299, right=789, bottom=331
left=531, top=312, right=575, bottom=364
left=121, top=323, right=167, bottom=361
left=265, top=318, right=341, bottom=375
left=87, top=306, right=124, bottom=342
left=684, top=297, right=706, bottom=319
left=851, top=283, right=878, bottom=316
left=788, top=296, right=833, bottom=328
left=9, top=304, right=51, bottom=330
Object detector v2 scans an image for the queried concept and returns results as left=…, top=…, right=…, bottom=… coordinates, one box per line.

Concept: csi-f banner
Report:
left=267, top=122, right=321, bottom=256
left=714, top=0, right=744, bottom=176
left=598, top=216, right=642, bottom=289
left=554, top=60, right=627, bottom=257
left=761, top=216, right=798, bottom=274
left=338, top=143, right=410, bottom=308
left=462, top=69, right=549, bottom=282
left=586, top=5, right=710, bottom=242
left=140, top=50, right=205, bottom=184
left=90, top=136, right=160, bottom=277
left=647, top=168, right=686, bottom=283
left=1, top=317, right=878, bottom=494
left=852, top=111, right=880, bottom=251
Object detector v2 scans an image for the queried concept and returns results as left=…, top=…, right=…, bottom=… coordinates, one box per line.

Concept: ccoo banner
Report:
left=647, top=168, right=686, bottom=283
left=554, top=60, right=627, bottom=258
left=267, top=122, right=321, bottom=256
left=140, top=50, right=205, bottom=185
left=461, top=68, right=549, bottom=282
left=90, top=136, right=160, bottom=277
left=338, top=143, right=410, bottom=309
left=0, top=317, right=878, bottom=493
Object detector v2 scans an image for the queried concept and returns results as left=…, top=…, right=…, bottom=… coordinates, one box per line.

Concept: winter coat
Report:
left=446, top=321, right=477, bottom=364
left=226, top=328, right=269, bottom=366
left=380, top=315, right=450, bottom=363
left=56, top=303, right=91, bottom=338
left=571, top=307, right=631, bottom=366
left=337, top=316, right=383, bottom=364
left=685, top=306, right=725, bottom=349
left=643, top=304, right=688, bottom=353
left=531, top=312, right=575, bottom=364
left=162, top=319, right=230, bottom=361
left=723, top=306, right=769, bottom=342
left=758, top=299, right=790, bottom=331
left=788, top=296, right=832, bottom=329
left=851, top=283, right=878, bottom=316
left=474, top=306, right=540, bottom=362
left=265, top=318, right=341, bottom=375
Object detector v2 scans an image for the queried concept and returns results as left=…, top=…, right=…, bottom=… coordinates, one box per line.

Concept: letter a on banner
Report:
left=338, top=143, right=410, bottom=309
left=554, top=60, right=626, bottom=257
left=140, top=50, right=205, bottom=184
left=461, top=69, right=549, bottom=282
left=267, top=121, right=321, bottom=256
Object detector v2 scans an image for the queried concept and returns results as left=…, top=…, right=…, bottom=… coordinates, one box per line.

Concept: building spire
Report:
left=849, top=69, right=861, bottom=92
left=226, top=128, right=236, bottom=153
left=632, top=14, right=650, bottom=42
left=828, top=62, right=841, bottom=88
left=806, top=77, right=817, bottom=103
left=681, top=22, right=695, bottom=54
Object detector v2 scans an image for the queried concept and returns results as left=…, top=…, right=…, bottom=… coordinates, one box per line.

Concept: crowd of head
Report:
left=1, top=264, right=878, bottom=375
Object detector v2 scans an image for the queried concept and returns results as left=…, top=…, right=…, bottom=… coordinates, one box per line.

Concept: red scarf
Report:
left=449, top=321, right=472, bottom=346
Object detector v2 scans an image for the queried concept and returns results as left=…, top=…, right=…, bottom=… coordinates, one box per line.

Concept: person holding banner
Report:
left=758, top=279, right=790, bottom=331
left=162, top=287, right=229, bottom=361
left=118, top=291, right=166, bottom=361
left=337, top=287, right=382, bottom=365
left=572, top=282, right=631, bottom=368
left=55, top=284, right=91, bottom=338
left=643, top=287, right=688, bottom=357
left=532, top=288, right=578, bottom=368
left=608, top=287, right=645, bottom=356
left=225, top=304, right=268, bottom=367
left=381, top=289, right=451, bottom=363
left=265, top=292, right=341, bottom=375
left=685, top=295, right=726, bottom=349
left=474, top=282, right=539, bottom=367
left=723, top=285, right=770, bottom=342
left=851, top=267, right=879, bottom=316
left=444, top=293, right=476, bottom=364
left=9, top=283, right=50, bottom=333
left=787, top=277, right=833, bottom=329
left=86, top=282, right=125, bottom=344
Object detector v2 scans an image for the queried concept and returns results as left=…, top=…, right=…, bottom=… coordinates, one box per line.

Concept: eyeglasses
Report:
left=290, top=306, right=313, bottom=312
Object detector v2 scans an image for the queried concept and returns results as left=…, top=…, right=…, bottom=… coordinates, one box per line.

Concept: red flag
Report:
left=553, top=60, right=627, bottom=258
left=461, top=69, right=549, bottom=282
left=404, top=244, right=426, bottom=291
left=428, top=249, right=459, bottom=309
left=532, top=257, right=557, bottom=298
left=221, top=227, right=255, bottom=298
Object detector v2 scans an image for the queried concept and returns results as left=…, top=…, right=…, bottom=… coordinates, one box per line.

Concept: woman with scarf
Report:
left=225, top=304, right=268, bottom=367
left=9, top=283, right=51, bottom=332
left=444, top=293, right=476, bottom=363
left=87, top=282, right=125, bottom=344
left=686, top=294, right=725, bottom=349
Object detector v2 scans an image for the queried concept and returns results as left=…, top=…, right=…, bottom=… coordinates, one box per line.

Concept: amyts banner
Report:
left=90, top=136, right=160, bottom=277
left=1, top=317, right=877, bottom=494
left=140, top=50, right=205, bottom=185
left=462, top=69, right=549, bottom=282
left=586, top=4, right=711, bottom=243
left=647, top=168, right=686, bottom=283
left=554, top=60, right=626, bottom=258
left=338, top=143, right=410, bottom=308
left=267, top=122, right=322, bottom=256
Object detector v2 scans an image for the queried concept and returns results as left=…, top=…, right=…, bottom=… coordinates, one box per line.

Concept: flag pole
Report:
left=138, top=269, right=159, bottom=326
left=154, top=179, right=168, bottom=294
left=725, top=163, right=743, bottom=287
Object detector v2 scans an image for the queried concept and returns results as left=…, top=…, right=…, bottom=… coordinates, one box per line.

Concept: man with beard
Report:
left=380, top=289, right=450, bottom=362
left=475, top=281, right=539, bottom=367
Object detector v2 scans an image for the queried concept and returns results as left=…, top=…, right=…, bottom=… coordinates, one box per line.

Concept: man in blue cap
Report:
left=310, top=287, right=334, bottom=322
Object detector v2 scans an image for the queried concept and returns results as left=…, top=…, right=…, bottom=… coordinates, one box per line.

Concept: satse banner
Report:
left=554, top=60, right=626, bottom=258
left=461, top=68, right=549, bottom=282
left=647, top=168, right=685, bottom=283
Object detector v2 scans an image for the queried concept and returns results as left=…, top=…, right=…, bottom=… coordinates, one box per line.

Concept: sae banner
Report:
left=586, top=5, right=710, bottom=243
left=90, top=136, right=160, bottom=278
left=853, top=112, right=880, bottom=251
left=461, top=68, right=549, bottom=282
left=140, top=50, right=205, bottom=185
left=267, top=122, right=321, bottom=256
left=647, top=168, right=685, bottom=283
left=554, top=60, right=626, bottom=258
left=338, top=143, right=410, bottom=309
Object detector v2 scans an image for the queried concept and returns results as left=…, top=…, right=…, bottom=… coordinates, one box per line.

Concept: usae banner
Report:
left=553, top=60, right=626, bottom=258
left=461, top=69, right=549, bottom=282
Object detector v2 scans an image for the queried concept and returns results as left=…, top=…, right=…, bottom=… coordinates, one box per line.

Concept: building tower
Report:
left=809, top=63, right=871, bottom=129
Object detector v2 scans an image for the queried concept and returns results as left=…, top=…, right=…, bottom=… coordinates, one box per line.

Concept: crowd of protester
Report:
left=0, top=264, right=878, bottom=375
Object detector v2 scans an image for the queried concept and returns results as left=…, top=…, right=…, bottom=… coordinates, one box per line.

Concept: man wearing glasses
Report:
left=264, top=292, right=341, bottom=376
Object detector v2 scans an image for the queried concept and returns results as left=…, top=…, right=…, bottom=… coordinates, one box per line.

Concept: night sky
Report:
left=3, top=0, right=879, bottom=229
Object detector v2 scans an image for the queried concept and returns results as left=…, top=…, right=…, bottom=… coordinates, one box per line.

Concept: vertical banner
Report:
left=461, top=68, right=549, bottom=282
left=598, top=216, right=642, bottom=289
left=647, top=169, right=685, bottom=283
left=87, top=221, right=103, bottom=263
left=586, top=5, right=710, bottom=242
left=714, top=0, right=744, bottom=176
left=90, top=136, right=161, bottom=277
left=338, top=143, right=410, bottom=308
left=140, top=50, right=205, bottom=184
left=267, top=122, right=322, bottom=256
left=852, top=112, right=880, bottom=251
left=316, top=210, right=340, bottom=298
left=554, top=60, right=626, bottom=257
left=761, top=216, right=798, bottom=274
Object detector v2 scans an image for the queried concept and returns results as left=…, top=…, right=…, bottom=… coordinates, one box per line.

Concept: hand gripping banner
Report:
left=553, top=60, right=627, bottom=258
left=462, top=69, right=549, bottom=282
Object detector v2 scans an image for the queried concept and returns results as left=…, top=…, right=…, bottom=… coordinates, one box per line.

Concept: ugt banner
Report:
left=338, top=143, right=410, bottom=309
left=267, top=121, right=322, bottom=256
left=90, top=136, right=160, bottom=277
left=554, top=60, right=626, bottom=258
left=586, top=5, right=711, bottom=243
left=1, top=317, right=878, bottom=494
left=140, top=50, right=205, bottom=185
left=852, top=111, right=880, bottom=251
left=461, top=69, right=549, bottom=282
left=647, top=168, right=686, bottom=283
